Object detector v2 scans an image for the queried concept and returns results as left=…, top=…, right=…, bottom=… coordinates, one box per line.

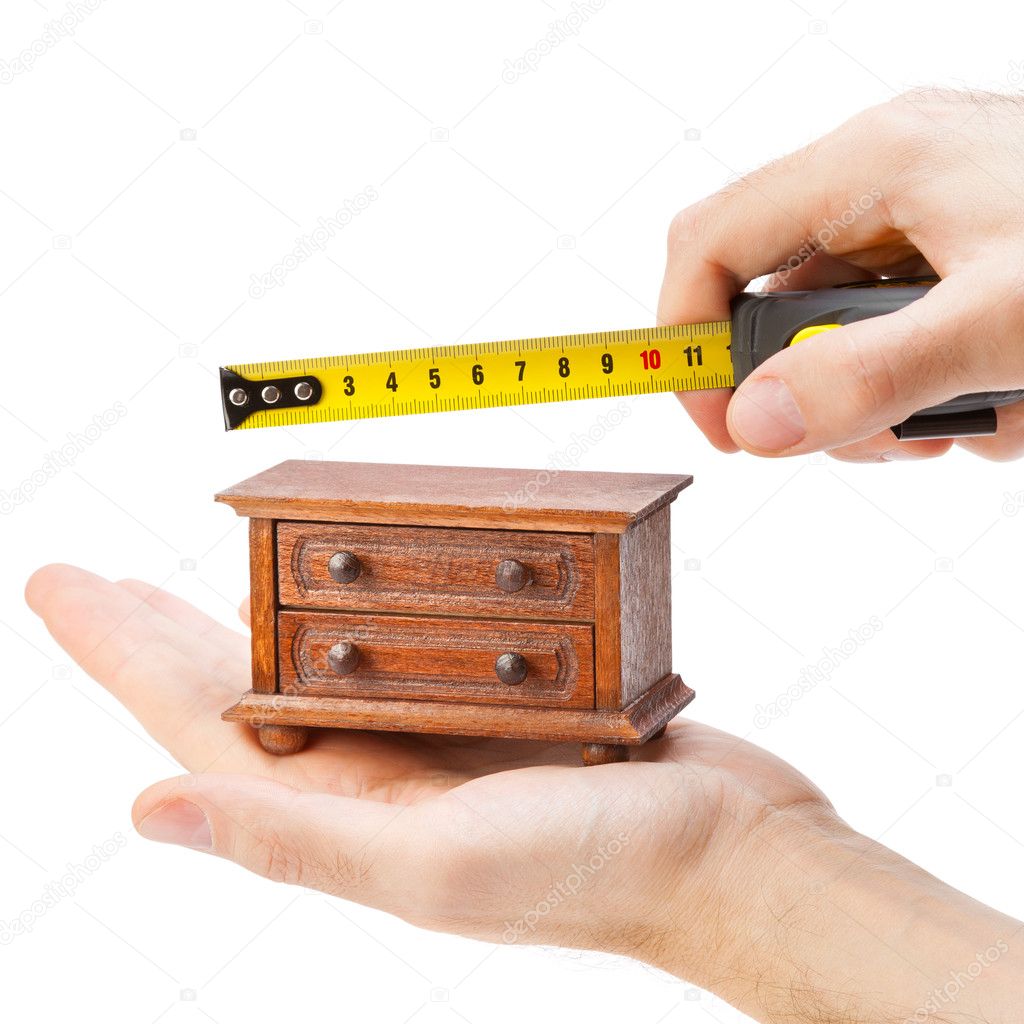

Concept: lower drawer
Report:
left=278, top=611, right=594, bottom=708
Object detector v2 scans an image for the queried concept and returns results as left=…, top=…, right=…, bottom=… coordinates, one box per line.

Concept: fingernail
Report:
left=138, top=800, right=212, bottom=851
left=881, top=449, right=920, bottom=461
left=731, top=378, right=806, bottom=451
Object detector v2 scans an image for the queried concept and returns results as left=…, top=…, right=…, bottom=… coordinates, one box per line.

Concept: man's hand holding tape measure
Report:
left=222, top=90, right=1024, bottom=469
left=661, top=89, right=1024, bottom=463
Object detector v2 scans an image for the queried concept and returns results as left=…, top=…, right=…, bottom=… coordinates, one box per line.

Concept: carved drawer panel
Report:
left=277, top=522, right=595, bottom=620
left=278, top=610, right=595, bottom=708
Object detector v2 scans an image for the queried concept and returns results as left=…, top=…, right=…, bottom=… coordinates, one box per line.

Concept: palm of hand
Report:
left=27, top=564, right=831, bottom=956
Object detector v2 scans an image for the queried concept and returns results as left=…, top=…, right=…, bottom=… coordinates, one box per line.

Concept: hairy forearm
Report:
left=655, top=815, right=1023, bottom=1023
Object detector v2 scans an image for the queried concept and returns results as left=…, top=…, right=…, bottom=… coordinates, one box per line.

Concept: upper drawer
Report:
left=276, top=522, right=595, bottom=620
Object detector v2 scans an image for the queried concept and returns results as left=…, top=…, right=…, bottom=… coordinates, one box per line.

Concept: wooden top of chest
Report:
left=215, top=459, right=692, bottom=533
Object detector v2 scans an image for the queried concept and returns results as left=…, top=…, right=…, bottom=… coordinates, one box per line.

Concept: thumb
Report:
left=132, top=774, right=415, bottom=906
left=725, top=277, right=1004, bottom=455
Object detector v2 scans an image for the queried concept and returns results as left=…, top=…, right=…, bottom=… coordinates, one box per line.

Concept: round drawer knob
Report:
left=328, top=551, right=362, bottom=584
left=327, top=641, right=360, bottom=676
left=495, top=652, right=528, bottom=685
left=495, top=558, right=532, bottom=593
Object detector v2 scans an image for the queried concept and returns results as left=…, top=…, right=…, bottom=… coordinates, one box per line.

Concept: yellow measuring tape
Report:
left=220, top=321, right=733, bottom=430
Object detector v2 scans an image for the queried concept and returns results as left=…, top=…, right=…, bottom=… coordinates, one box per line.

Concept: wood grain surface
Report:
left=248, top=519, right=278, bottom=694
left=618, top=505, right=673, bottom=704
left=278, top=610, right=595, bottom=707
left=277, top=521, right=595, bottom=620
left=216, top=459, right=692, bottom=533
left=224, top=672, right=694, bottom=744
left=592, top=531, right=623, bottom=710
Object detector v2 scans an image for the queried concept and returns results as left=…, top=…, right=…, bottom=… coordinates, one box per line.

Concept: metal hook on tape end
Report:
left=219, top=368, right=322, bottom=430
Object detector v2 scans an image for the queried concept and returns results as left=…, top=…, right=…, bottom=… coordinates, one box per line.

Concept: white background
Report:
left=2, top=1, right=1023, bottom=1021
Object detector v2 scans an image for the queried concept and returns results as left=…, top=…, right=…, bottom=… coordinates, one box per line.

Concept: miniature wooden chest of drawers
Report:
left=216, top=459, right=694, bottom=764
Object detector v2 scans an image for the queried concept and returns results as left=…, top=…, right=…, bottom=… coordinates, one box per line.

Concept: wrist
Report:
left=656, top=806, right=1022, bottom=1022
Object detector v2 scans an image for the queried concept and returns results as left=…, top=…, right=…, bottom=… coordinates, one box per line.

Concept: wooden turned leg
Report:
left=257, top=724, right=309, bottom=755
left=649, top=725, right=667, bottom=741
left=582, top=743, right=629, bottom=766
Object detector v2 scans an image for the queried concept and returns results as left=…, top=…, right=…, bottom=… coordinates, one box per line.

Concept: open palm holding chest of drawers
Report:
left=216, top=460, right=694, bottom=765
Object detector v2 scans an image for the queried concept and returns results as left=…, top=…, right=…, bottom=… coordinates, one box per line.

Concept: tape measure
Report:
left=220, top=321, right=732, bottom=430
left=220, top=278, right=1024, bottom=439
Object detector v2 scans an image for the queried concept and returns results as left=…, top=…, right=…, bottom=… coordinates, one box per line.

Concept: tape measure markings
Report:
left=221, top=321, right=733, bottom=429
